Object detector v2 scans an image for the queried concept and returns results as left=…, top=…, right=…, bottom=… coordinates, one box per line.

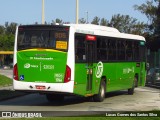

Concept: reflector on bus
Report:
left=86, top=35, right=96, bottom=41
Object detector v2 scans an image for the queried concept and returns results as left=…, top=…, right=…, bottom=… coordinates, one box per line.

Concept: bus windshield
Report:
left=17, top=26, right=69, bottom=51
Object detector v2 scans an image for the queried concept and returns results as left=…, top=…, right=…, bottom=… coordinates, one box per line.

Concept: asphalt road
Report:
left=0, top=69, right=160, bottom=114
left=0, top=87, right=159, bottom=112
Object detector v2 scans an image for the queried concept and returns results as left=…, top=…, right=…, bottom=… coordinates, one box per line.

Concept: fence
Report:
left=147, top=49, right=160, bottom=68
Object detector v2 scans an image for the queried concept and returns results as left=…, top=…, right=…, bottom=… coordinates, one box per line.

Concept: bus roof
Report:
left=66, top=24, right=145, bottom=41
left=18, top=24, right=145, bottom=41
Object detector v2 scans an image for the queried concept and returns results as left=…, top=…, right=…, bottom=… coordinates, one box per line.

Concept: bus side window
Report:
left=108, top=39, right=117, bottom=61
left=126, top=41, right=133, bottom=61
left=75, top=34, right=86, bottom=62
left=97, top=37, right=108, bottom=61
left=134, top=41, right=140, bottom=61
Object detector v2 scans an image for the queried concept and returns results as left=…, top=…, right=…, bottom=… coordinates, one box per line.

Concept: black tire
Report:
left=46, top=94, right=64, bottom=102
left=151, top=78, right=155, bottom=84
left=93, top=80, right=106, bottom=102
left=135, top=76, right=138, bottom=87
left=128, top=77, right=136, bottom=95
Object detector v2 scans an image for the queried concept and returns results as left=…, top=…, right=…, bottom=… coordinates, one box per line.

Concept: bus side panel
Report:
left=105, top=62, right=134, bottom=92
left=116, top=62, right=135, bottom=90
left=103, top=63, right=119, bottom=92
left=74, top=64, right=87, bottom=96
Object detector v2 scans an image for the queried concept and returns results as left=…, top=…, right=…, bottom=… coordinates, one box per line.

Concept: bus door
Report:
left=85, top=35, right=96, bottom=92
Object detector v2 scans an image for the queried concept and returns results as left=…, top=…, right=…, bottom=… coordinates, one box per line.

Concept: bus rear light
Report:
left=13, top=64, right=19, bottom=80
left=86, top=35, right=96, bottom=41
left=64, top=65, right=71, bottom=83
left=65, top=27, right=69, bottom=31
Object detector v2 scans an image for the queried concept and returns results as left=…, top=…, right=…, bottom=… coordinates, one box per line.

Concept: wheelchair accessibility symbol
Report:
left=20, top=75, right=24, bottom=80
left=95, top=61, right=103, bottom=78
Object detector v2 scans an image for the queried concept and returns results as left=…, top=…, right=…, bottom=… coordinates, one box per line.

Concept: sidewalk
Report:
left=0, top=86, right=13, bottom=91
left=0, top=69, right=13, bottom=79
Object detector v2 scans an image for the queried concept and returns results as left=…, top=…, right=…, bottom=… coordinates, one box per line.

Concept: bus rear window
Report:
left=17, top=26, right=69, bottom=51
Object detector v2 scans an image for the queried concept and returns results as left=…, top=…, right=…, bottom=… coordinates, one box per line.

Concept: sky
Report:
left=0, top=0, right=148, bottom=25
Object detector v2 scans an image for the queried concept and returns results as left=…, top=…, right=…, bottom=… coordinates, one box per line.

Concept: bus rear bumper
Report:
left=13, top=80, right=74, bottom=93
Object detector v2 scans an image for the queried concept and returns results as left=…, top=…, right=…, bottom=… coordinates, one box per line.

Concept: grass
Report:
left=3, top=117, right=160, bottom=120
left=0, top=74, right=12, bottom=87
left=0, top=74, right=27, bottom=101
left=1, top=111, right=160, bottom=120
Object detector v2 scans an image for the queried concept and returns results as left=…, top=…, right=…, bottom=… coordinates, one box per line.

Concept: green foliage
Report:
left=5, top=22, right=17, bottom=35
left=79, top=18, right=86, bottom=24
left=52, top=18, right=64, bottom=24
left=154, top=1, right=160, bottom=35
left=55, top=18, right=63, bottom=24
left=0, top=34, right=14, bottom=51
left=0, top=74, right=12, bottom=87
left=109, top=14, right=146, bottom=35
left=89, top=15, right=146, bottom=35
left=100, top=18, right=108, bottom=26
left=91, top=16, right=100, bottom=25
left=0, top=25, right=5, bottom=34
left=134, top=0, right=160, bottom=50
left=134, top=0, right=157, bottom=25
left=0, top=22, right=16, bottom=51
left=5, top=117, right=160, bottom=120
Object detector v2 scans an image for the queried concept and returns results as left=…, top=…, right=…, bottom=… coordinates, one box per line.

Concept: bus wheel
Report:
left=135, top=75, right=138, bottom=87
left=93, top=80, right=106, bottom=102
left=128, top=77, right=136, bottom=95
left=46, top=94, right=64, bottom=102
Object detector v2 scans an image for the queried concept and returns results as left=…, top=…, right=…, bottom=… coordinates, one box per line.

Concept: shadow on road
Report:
left=0, top=90, right=128, bottom=106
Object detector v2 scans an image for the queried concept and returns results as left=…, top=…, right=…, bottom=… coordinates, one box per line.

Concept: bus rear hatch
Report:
left=15, top=25, right=70, bottom=83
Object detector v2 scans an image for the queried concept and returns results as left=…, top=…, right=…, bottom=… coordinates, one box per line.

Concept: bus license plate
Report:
left=36, top=85, right=46, bottom=90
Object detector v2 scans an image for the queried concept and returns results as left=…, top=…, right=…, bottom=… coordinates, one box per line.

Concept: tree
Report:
left=0, top=25, right=5, bottom=34
left=51, top=18, right=63, bottom=24
left=100, top=18, right=108, bottom=26
left=0, top=22, right=16, bottom=51
left=134, top=0, right=158, bottom=25
left=0, top=34, right=14, bottom=51
left=5, top=22, right=17, bottom=35
left=134, top=0, right=160, bottom=50
left=79, top=18, right=86, bottom=24
left=91, top=16, right=100, bottom=25
left=153, top=1, right=160, bottom=51
left=154, top=1, right=160, bottom=35
left=55, top=18, right=63, bottom=24
left=134, top=0, right=160, bottom=34
left=108, top=14, right=146, bottom=34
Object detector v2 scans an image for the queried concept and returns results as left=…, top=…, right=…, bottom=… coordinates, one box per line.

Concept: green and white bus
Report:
left=13, top=24, right=146, bottom=102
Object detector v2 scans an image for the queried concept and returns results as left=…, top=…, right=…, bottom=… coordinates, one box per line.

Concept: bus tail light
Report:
left=86, top=35, right=96, bottom=41
left=13, top=64, right=19, bottom=80
left=64, top=65, right=71, bottom=83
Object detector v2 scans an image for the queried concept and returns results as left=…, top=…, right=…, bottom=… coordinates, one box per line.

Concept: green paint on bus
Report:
left=17, top=50, right=67, bottom=83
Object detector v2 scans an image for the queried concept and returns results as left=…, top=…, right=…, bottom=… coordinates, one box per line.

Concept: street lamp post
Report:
left=86, top=11, right=88, bottom=24
left=76, top=0, right=79, bottom=24
left=42, top=0, right=45, bottom=24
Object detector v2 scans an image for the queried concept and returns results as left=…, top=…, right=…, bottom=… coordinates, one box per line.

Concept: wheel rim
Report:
left=100, top=85, right=105, bottom=98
